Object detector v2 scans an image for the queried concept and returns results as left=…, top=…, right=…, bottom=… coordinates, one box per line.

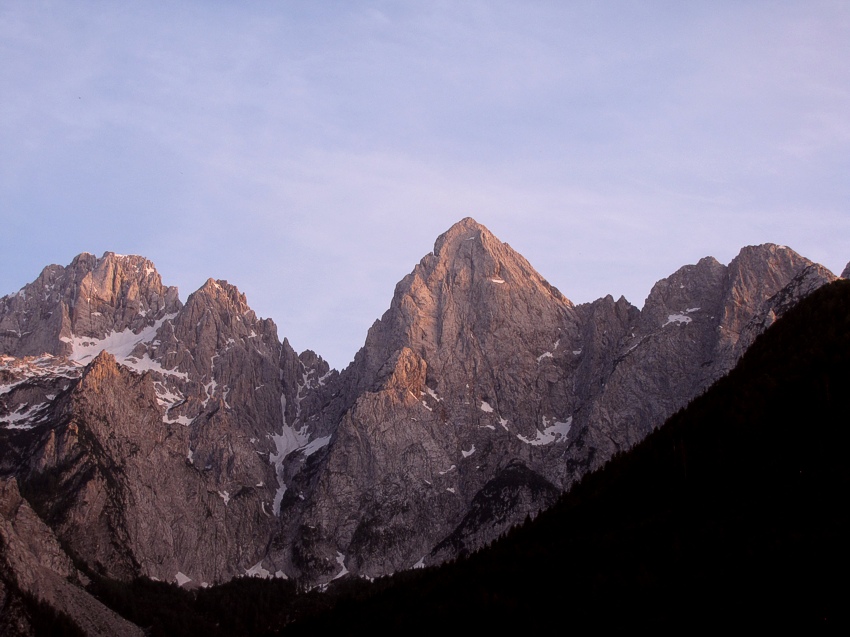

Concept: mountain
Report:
left=281, top=277, right=850, bottom=634
left=266, top=219, right=835, bottom=581
left=0, top=476, right=143, bottom=636
left=0, top=219, right=840, bottom=609
left=0, top=254, right=332, bottom=589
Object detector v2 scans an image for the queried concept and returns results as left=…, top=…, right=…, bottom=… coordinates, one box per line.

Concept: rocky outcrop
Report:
left=0, top=257, right=332, bottom=587
left=0, top=220, right=839, bottom=591
left=271, top=219, right=583, bottom=579
left=0, top=252, right=180, bottom=359
left=563, top=245, right=824, bottom=481
left=14, top=351, right=278, bottom=584
left=0, top=476, right=143, bottom=636
left=270, top=220, right=830, bottom=582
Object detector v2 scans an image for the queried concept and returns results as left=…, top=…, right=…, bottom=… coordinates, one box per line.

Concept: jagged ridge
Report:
left=0, top=220, right=842, bottom=596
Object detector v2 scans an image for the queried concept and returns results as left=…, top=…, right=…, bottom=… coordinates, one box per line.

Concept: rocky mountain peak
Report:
left=196, top=278, right=252, bottom=312
left=726, top=243, right=812, bottom=287
left=712, top=243, right=816, bottom=364
left=62, top=251, right=181, bottom=335
left=158, top=278, right=277, bottom=370
left=0, top=251, right=181, bottom=359
left=78, top=349, right=122, bottom=386
left=349, top=219, right=576, bottom=393
left=432, top=216, right=491, bottom=255
left=1, top=223, right=842, bottom=596
left=640, top=256, right=726, bottom=329
left=428, top=217, right=569, bottom=303
left=841, top=261, right=850, bottom=279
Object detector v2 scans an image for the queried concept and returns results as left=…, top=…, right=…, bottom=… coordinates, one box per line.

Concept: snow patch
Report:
left=165, top=414, right=193, bottom=426
left=480, top=401, right=494, bottom=413
left=245, top=561, right=272, bottom=579
left=517, top=416, right=573, bottom=446
left=175, top=572, right=192, bottom=587
left=446, top=487, right=456, bottom=494
left=332, top=552, right=349, bottom=580
left=537, top=351, right=553, bottom=363
left=66, top=314, right=184, bottom=379
left=663, top=314, right=692, bottom=327
left=424, top=386, right=442, bottom=402
left=301, top=435, right=332, bottom=457
left=439, top=464, right=456, bottom=475
left=414, top=556, right=426, bottom=569
left=461, top=444, right=476, bottom=458
left=490, top=277, right=505, bottom=284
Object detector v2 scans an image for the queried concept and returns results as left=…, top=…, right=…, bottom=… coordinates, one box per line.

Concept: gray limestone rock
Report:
left=273, top=224, right=832, bottom=583
left=0, top=221, right=839, bottom=594
left=0, top=252, right=181, bottom=359
left=0, top=261, right=329, bottom=587
left=0, top=476, right=143, bottom=636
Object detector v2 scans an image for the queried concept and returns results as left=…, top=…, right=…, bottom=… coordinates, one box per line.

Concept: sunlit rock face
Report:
left=0, top=221, right=835, bottom=590
left=0, top=252, right=181, bottom=359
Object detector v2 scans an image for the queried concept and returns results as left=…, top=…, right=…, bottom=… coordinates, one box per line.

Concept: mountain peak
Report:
left=345, top=217, right=576, bottom=402
left=0, top=251, right=181, bottom=358
left=192, top=278, right=253, bottom=314
left=433, top=217, right=493, bottom=256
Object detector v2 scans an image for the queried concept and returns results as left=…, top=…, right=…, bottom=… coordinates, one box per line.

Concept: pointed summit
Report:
left=348, top=218, right=576, bottom=390
left=297, top=219, right=584, bottom=580
left=0, top=251, right=181, bottom=358
left=433, top=217, right=492, bottom=255
left=426, top=217, right=568, bottom=304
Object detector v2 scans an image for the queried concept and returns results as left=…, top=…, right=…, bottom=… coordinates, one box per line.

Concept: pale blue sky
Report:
left=2, top=1, right=848, bottom=368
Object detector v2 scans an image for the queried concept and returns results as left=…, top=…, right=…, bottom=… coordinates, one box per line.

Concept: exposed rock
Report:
left=0, top=252, right=180, bottom=359
left=1, top=259, right=332, bottom=586
left=17, top=352, right=283, bottom=585
left=0, top=476, right=143, bottom=636
left=429, top=460, right=560, bottom=564
left=0, top=220, right=839, bottom=592
left=272, top=222, right=830, bottom=583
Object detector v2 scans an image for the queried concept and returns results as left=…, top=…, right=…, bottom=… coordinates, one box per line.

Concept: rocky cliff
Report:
left=0, top=253, right=332, bottom=591
left=264, top=219, right=835, bottom=580
left=0, top=220, right=839, bottom=599
left=0, top=476, right=143, bottom=636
